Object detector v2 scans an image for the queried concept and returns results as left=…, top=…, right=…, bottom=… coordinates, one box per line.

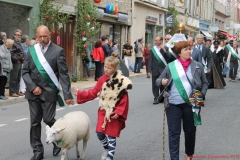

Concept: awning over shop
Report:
left=218, top=30, right=237, bottom=40
left=185, top=25, right=198, bottom=32
left=200, top=30, right=213, bottom=39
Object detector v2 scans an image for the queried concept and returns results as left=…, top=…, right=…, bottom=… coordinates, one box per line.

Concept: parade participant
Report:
left=205, top=39, right=212, bottom=48
left=0, top=39, right=14, bottom=100
left=156, top=41, right=208, bottom=160
left=148, top=36, right=172, bottom=104
left=0, top=32, right=7, bottom=45
left=195, top=34, right=212, bottom=74
left=208, top=40, right=226, bottom=88
left=72, top=52, right=131, bottom=160
left=227, top=41, right=239, bottom=82
left=188, top=37, right=202, bottom=63
left=165, top=34, right=172, bottom=45
left=22, top=25, right=74, bottom=160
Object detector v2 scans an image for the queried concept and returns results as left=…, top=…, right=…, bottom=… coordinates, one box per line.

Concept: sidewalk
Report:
left=0, top=69, right=146, bottom=106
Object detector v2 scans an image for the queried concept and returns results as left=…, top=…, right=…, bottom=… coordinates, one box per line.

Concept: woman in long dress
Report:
left=209, top=40, right=226, bottom=88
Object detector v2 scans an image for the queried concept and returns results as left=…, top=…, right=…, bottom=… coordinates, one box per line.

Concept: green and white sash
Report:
left=151, top=46, right=167, bottom=67
left=226, top=44, right=240, bottom=60
left=169, top=60, right=202, bottom=125
left=168, top=47, right=177, bottom=60
left=29, top=43, right=65, bottom=106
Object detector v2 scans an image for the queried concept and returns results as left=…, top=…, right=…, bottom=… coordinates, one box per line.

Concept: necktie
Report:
left=41, top=46, right=45, bottom=54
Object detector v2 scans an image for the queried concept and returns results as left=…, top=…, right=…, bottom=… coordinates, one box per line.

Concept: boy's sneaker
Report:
left=106, top=158, right=112, bottom=160
left=101, top=149, right=108, bottom=160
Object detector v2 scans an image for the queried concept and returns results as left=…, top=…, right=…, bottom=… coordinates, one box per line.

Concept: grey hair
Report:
left=196, top=34, right=204, bottom=39
left=21, top=35, right=29, bottom=43
left=4, top=39, right=14, bottom=46
left=13, top=29, right=22, bottom=36
left=165, top=34, right=172, bottom=38
left=0, top=32, right=6, bottom=39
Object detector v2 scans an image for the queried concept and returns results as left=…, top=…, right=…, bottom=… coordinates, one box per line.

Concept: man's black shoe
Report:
left=153, top=99, right=159, bottom=104
left=53, top=143, right=61, bottom=156
left=223, top=75, right=226, bottom=77
left=31, top=153, right=43, bottom=160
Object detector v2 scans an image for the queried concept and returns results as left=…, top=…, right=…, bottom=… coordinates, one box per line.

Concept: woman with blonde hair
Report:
left=156, top=41, right=208, bottom=160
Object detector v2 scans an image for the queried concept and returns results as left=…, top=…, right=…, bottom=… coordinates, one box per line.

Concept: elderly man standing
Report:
left=0, top=32, right=7, bottom=45
left=188, top=36, right=202, bottom=63
left=22, top=25, right=74, bottom=160
left=164, top=34, right=172, bottom=45
left=9, top=29, right=25, bottom=97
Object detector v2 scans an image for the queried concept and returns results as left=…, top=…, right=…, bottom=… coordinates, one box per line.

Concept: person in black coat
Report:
left=148, top=36, right=174, bottom=104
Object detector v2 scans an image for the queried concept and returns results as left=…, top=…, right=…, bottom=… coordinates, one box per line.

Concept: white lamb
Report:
left=45, top=111, right=90, bottom=160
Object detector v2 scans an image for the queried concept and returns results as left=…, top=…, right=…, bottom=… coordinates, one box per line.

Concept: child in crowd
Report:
left=72, top=52, right=131, bottom=160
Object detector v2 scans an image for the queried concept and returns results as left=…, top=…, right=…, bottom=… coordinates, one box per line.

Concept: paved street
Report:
left=1, top=76, right=240, bottom=160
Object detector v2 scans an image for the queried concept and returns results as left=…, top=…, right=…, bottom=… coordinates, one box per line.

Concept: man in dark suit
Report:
left=188, top=36, right=202, bottom=63
left=22, top=25, right=74, bottom=160
left=148, top=36, right=173, bottom=104
left=195, top=34, right=212, bottom=88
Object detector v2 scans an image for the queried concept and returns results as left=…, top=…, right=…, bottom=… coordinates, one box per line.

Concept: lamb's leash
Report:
left=162, top=106, right=166, bottom=160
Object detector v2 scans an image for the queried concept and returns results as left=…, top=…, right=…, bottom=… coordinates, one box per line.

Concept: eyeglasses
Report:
left=15, top=34, right=21, bottom=37
left=165, top=39, right=170, bottom=40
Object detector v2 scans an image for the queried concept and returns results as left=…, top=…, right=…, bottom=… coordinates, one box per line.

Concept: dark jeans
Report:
left=166, top=103, right=196, bottom=160
left=9, top=63, right=21, bottom=95
left=84, top=63, right=91, bottom=77
left=229, top=62, right=238, bottom=80
left=94, top=61, right=103, bottom=81
left=28, top=99, right=56, bottom=155
left=0, top=75, right=8, bottom=96
left=134, top=57, right=142, bottom=72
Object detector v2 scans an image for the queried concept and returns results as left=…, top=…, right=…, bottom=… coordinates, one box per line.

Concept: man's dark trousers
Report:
left=9, top=63, right=21, bottom=95
left=29, top=98, right=56, bottom=155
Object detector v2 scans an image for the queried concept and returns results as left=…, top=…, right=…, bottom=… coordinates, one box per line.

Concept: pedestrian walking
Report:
left=9, top=29, right=25, bottom=97
left=22, top=25, right=74, bottom=160
left=156, top=41, right=208, bottom=160
left=0, top=39, right=14, bottom=100
left=143, top=43, right=151, bottom=78
left=188, top=37, right=202, bottom=63
left=72, top=52, right=131, bottom=160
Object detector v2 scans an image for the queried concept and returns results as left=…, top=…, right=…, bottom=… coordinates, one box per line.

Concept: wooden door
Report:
left=51, top=16, right=76, bottom=75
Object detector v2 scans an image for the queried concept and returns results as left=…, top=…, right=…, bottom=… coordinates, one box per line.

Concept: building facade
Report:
left=0, top=0, right=40, bottom=38
left=132, top=0, right=168, bottom=47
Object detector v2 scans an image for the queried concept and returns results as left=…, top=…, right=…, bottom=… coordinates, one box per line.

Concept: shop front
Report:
left=199, top=19, right=213, bottom=40
left=185, top=17, right=199, bottom=38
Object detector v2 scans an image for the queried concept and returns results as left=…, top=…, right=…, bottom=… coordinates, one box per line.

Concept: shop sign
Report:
left=146, top=15, right=158, bottom=23
left=187, top=17, right=199, bottom=28
left=165, top=14, right=174, bottom=27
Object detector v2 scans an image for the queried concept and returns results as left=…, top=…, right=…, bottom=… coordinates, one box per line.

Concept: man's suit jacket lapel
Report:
left=190, top=60, right=197, bottom=76
left=44, top=42, right=53, bottom=59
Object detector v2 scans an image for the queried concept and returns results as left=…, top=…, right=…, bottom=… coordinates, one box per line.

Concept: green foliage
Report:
left=71, top=75, right=79, bottom=82
left=165, top=6, right=180, bottom=35
left=75, top=0, right=101, bottom=58
left=38, top=0, right=71, bottom=32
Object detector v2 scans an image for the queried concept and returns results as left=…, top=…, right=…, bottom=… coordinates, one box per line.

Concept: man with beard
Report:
left=9, top=29, right=25, bottom=97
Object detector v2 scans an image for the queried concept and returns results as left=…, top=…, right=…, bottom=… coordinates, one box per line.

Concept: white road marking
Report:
left=0, top=124, right=7, bottom=127
left=56, top=108, right=65, bottom=111
left=15, top=118, right=28, bottom=122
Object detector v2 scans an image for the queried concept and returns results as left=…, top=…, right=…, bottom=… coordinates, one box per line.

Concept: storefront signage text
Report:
left=165, top=14, right=174, bottom=27
left=146, top=15, right=158, bottom=23
left=187, top=17, right=199, bottom=28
